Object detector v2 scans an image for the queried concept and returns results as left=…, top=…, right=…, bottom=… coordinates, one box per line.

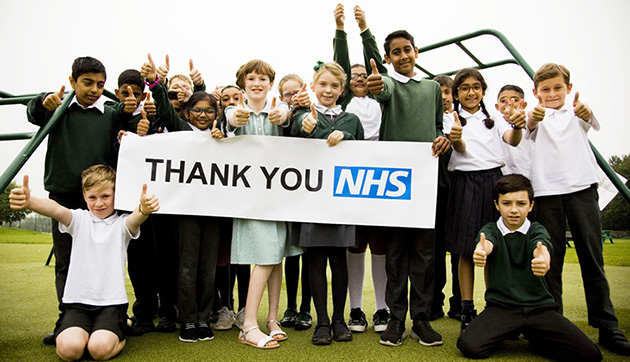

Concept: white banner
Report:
left=115, top=132, right=438, bottom=228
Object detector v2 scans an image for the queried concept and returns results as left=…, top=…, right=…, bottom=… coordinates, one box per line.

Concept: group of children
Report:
left=9, top=3, right=629, bottom=361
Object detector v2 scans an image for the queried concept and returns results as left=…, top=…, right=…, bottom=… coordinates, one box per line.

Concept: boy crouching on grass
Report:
left=457, top=174, right=601, bottom=362
left=9, top=165, right=159, bottom=362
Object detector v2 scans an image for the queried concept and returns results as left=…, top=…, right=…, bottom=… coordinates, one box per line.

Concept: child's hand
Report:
left=139, top=184, right=160, bottom=215
left=268, top=97, right=285, bottom=125
left=367, top=59, right=384, bottom=95
left=531, top=241, right=550, bottom=276
left=432, top=136, right=451, bottom=157
left=137, top=109, right=150, bottom=136
left=294, top=84, right=311, bottom=109
left=117, top=130, right=127, bottom=144
left=505, top=99, right=527, bottom=129
left=529, top=95, right=546, bottom=123
left=211, top=120, right=224, bottom=139
left=354, top=5, right=367, bottom=32
left=141, top=53, right=158, bottom=83
left=212, top=86, right=222, bottom=105
left=449, top=111, right=463, bottom=144
left=143, top=93, right=157, bottom=118
left=334, top=3, right=344, bottom=30
left=43, top=86, right=65, bottom=111
left=573, top=92, right=592, bottom=121
left=327, top=130, right=344, bottom=147
left=231, top=96, right=250, bottom=127
left=177, top=88, right=192, bottom=104
left=156, top=54, right=169, bottom=83
left=123, top=86, right=138, bottom=114
left=9, top=175, right=31, bottom=210
left=473, top=232, right=490, bottom=267
left=189, top=59, right=204, bottom=86
left=302, top=104, right=318, bottom=134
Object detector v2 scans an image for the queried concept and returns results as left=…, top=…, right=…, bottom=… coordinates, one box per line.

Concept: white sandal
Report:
left=267, top=320, right=288, bottom=341
left=239, top=325, right=279, bottom=349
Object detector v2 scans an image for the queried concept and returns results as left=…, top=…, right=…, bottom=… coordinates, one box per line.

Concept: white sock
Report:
left=371, top=253, right=388, bottom=311
left=347, top=250, right=366, bottom=310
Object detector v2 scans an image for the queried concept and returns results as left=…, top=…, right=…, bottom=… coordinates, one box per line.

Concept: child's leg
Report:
left=385, top=228, right=410, bottom=323
left=347, top=236, right=367, bottom=310
left=266, top=264, right=284, bottom=334
left=197, top=217, right=221, bottom=323
left=408, top=229, right=435, bottom=321
left=457, top=304, right=521, bottom=359
left=86, top=330, right=125, bottom=361
left=56, top=327, right=89, bottom=362
left=177, top=216, right=201, bottom=325
left=299, top=253, right=312, bottom=313
left=458, top=255, right=475, bottom=300
left=236, top=264, right=251, bottom=311
left=330, top=247, right=349, bottom=323
left=240, top=264, right=277, bottom=346
left=308, top=247, right=331, bottom=325
left=284, top=255, right=300, bottom=310
left=369, top=237, right=388, bottom=312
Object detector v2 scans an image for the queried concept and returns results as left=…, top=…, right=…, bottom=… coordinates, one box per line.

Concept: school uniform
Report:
left=457, top=219, right=602, bottom=362
left=529, top=103, right=619, bottom=330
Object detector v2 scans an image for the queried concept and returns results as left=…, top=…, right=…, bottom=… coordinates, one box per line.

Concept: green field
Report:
left=0, top=227, right=628, bottom=361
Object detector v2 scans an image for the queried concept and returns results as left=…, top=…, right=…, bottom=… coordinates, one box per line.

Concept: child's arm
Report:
left=333, top=4, right=352, bottom=107
left=502, top=126, right=523, bottom=147
left=26, top=87, right=65, bottom=127
left=527, top=95, right=546, bottom=131
left=126, top=184, right=160, bottom=234
left=9, top=175, right=72, bottom=227
left=473, top=232, right=494, bottom=268
left=531, top=241, right=550, bottom=277
left=448, top=112, right=466, bottom=152
left=357, top=6, right=387, bottom=75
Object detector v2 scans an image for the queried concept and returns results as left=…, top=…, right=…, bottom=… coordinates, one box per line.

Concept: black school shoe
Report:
left=410, top=319, right=443, bottom=346
left=379, top=317, right=407, bottom=347
left=312, top=324, right=332, bottom=345
left=43, top=332, right=56, bottom=346
left=373, top=309, right=390, bottom=333
left=179, top=323, right=198, bottom=343
left=332, top=321, right=353, bottom=342
left=348, top=308, right=367, bottom=333
left=460, top=309, right=477, bottom=334
left=280, top=307, right=298, bottom=327
left=295, top=311, right=313, bottom=330
left=155, top=317, right=177, bottom=333
left=197, top=322, right=214, bottom=341
left=600, top=327, right=630, bottom=356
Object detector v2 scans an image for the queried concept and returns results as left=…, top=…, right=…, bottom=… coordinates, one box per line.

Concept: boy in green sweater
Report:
left=458, top=174, right=601, bottom=362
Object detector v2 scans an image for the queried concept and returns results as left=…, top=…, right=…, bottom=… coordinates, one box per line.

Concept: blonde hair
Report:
left=81, top=164, right=116, bottom=192
left=313, top=62, right=347, bottom=86
left=278, top=74, right=304, bottom=95
left=168, top=74, right=193, bottom=89
left=533, top=63, right=570, bottom=89
left=235, top=59, right=276, bottom=89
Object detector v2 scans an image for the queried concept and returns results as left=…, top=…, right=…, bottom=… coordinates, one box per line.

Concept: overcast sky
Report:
left=1, top=0, right=629, bottom=195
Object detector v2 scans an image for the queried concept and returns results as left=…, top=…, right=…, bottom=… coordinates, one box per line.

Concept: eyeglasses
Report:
left=458, top=84, right=483, bottom=93
left=282, top=91, right=299, bottom=99
left=189, top=107, right=216, bottom=116
left=351, top=73, right=368, bottom=80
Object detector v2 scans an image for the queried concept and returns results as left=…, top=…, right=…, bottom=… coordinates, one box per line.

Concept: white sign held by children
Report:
left=115, top=132, right=438, bottom=228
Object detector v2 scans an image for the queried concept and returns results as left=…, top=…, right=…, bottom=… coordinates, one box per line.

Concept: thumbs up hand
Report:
left=156, top=54, right=169, bottom=83
left=136, top=109, right=150, bottom=136
left=142, top=93, right=157, bottom=118
left=294, top=83, right=311, bottom=109
left=302, top=104, right=318, bottom=134
left=573, top=92, right=592, bottom=121
left=506, top=99, right=527, bottom=129
left=229, top=96, right=250, bottom=128
left=473, top=232, right=493, bottom=267
left=189, top=58, right=204, bottom=86
left=367, top=58, right=384, bottom=95
left=43, top=86, right=65, bottom=111
left=9, top=175, right=31, bottom=210
left=529, top=94, right=546, bottom=123
left=531, top=241, right=550, bottom=276
left=123, top=85, right=139, bottom=114
left=141, top=53, right=158, bottom=83
left=139, top=184, right=160, bottom=215
left=210, top=120, right=224, bottom=139
left=268, top=97, right=285, bottom=125
left=449, top=111, right=463, bottom=144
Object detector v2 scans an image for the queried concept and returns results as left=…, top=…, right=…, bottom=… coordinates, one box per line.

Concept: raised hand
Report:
left=137, top=109, right=150, bottom=136
left=354, top=5, right=367, bottom=32
left=573, top=92, right=592, bottom=121
left=210, top=120, right=224, bottom=139
left=189, top=58, right=204, bottom=86
left=268, top=97, right=284, bottom=125
left=302, top=104, right=318, bottom=134
left=294, top=83, right=311, bottom=109
left=231, top=96, right=250, bottom=127
left=530, top=94, right=546, bottom=123
left=531, top=241, right=550, bottom=276
left=9, top=175, right=31, bottom=210
left=507, top=99, right=527, bottom=129
left=123, top=85, right=138, bottom=113
left=473, top=232, right=491, bottom=267
left=43, top=86, right=65, bottom=111
left=156, top=54, right=170, bottom=83
left=450, top=111, right=463, bottom=144
left=141, top=53, right=158, bottom=83
left=334, top=3, right=345, bottom=30
left=367, top=58, right=384, bottom=95
left=139, top=184, right=160, bottom=215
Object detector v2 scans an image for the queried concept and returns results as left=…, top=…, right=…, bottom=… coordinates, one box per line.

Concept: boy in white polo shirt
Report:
left=527, top=63, right=630, bottom=356
left=9, top=165, right=160, bottom=362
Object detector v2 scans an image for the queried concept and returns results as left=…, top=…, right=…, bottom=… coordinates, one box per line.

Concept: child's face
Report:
left=222, top=87, right=243, bottom=109
left=84, top=186, right=115, bottom=219
left=384, top=37, right=418, bottom=77
left=69, top=72, right=106, bottom=108
left=279, top=79, right=302, bottom=107
left=496, top=90, right=523, bottom=115
left=494, top=191, right=533, bottom=232
left=349, top=66, right=369, bottom=98
left=186, top=99, right=216, bottom=130
left=441, top=85, right=453, bottom=113
left=534, top=75, right=572, bottom=110
left=455, top=76, right=485, bottom=113
left=169, top=98, right=184, bottom=118
left=244, top=72, right=272, bottom=102
left=115, top=83, right=144, bottom=107
left=311, top=70, right=343, bottom=109
left=169, top=78, right=192, bottom=93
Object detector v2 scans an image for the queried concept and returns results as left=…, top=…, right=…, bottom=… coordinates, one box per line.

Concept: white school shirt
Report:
left=68, top=95, right=106, bottom=113
left=443, top=108, right=511, bottom=172
left=346, top=96, right=381, bottom=141
left=491, top=110, right=534, bottom=177
left=528, top=102, right=600, bottom=197
left=60, top=209, right=139, bottom=306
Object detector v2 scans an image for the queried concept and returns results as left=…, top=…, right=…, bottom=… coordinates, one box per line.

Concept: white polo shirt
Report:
left=346, top=96, right=381, bottom=141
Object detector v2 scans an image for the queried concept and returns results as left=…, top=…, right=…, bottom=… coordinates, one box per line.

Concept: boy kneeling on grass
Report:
left=457, top=174, right=602, bottom=362
left=9, top=165, right=159, bottom=362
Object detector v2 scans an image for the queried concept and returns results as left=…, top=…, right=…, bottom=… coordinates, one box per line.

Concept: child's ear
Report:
left=529, top=200, right=534, bottom=212
left=69, top=76, right=77, bottom=90
left=494, top=200, right=500, bottom=211
left=495, top=103, right=500, bottom=111
left=532, top=88, right=538, bottom=98
left=115, top=89, right=120, bottom=98
left=310, top=82, right=315, bottom=92
left=566, top=83, right=573, bottom=94
left=384, top=53, right=391, bottom=65
left=414, top=47, right=419, bottom=58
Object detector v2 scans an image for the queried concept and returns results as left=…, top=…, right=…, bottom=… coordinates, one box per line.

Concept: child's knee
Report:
left=457, top=335, right=490, bottom=359
left=56, top=338, right=86, bottom=362
left=87, top=331, right=124, bottom=361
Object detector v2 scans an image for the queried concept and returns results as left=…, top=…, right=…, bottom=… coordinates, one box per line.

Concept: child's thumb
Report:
left=271, top=97, right=277, bottom=109
left=189, top=58, right=194, bottom=72
left=23, top=175, right=29, bottom=190
left=310, top=104, right=317, bottom=118
left=370, top=58, right=380, bottom=75
left=57, top=85, right=65, bottom=98
left=141, top=184, right=147, bottom=197
left=573, top=92, right=580, bottom=106
left=453, top=111, right=461, bottom=126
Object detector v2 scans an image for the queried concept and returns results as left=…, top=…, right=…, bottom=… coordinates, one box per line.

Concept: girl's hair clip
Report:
left=313, top=61, right=324, bottom=71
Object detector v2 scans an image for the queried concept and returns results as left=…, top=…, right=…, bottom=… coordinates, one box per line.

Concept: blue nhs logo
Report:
left=333, top=166, right=412, bottom=200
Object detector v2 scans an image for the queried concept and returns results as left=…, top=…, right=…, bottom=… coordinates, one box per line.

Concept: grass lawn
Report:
left=0, top=227, right=628, bottom=361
